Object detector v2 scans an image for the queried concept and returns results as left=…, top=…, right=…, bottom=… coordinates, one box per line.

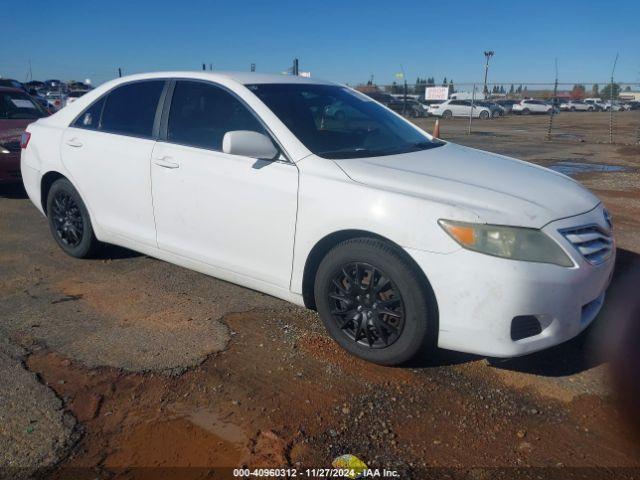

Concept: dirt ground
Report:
left=1, top=112, right=640, bottom=480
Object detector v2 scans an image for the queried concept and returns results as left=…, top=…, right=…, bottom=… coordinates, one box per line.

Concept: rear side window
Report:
left=166, top=80, right=266, bottom=151
left=100, top=81, right=165, bottom=138
left=73, top=97, right=105, bottom=130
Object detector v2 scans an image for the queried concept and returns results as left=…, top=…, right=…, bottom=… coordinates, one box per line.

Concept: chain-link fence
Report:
left=356, top=82, right=640, bottom=145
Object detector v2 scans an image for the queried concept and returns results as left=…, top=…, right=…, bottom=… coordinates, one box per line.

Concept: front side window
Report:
left=0, top=91, right=48, bottom=120
left=248, top=83, right=442, bottom=159
left=167, top=81, right=266, bottom=151
left=100, top=80, right=165, bottom=138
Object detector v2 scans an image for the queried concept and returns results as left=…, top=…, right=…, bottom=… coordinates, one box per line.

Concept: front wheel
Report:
left=521, top=108, right=530, bottom=115
left=314, top=238, right=437, bottom=365
left=47, top=178, right=101, bottom=258
left=442, top=110, right=453, bottom=119
left=479, top=110, right=490, bottom=120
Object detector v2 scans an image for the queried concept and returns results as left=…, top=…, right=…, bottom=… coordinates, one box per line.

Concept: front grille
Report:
left=561, top=225, right=613, bottom=265
left=0, top=140, right=21, bottom=153
left=511, top=315, right=542, bottom=341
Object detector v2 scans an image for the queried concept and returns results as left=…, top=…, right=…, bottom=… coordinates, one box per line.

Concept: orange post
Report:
left=433, top=119, right=440, bottom=138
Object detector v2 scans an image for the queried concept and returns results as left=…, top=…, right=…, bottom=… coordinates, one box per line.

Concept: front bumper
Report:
left=406, top=206, right=615, bottom=357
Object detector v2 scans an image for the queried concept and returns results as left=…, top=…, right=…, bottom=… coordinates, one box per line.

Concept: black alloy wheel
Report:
left=314, top=238, right=437, bottom=365
left=46, top=178, right=100, bottom=258
left=328, top=262, right=405, bottom=349
left=51, top=191, right=84, bottom=248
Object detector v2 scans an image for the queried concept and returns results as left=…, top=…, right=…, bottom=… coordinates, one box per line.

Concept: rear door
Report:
left=61, top=80, right=166, bottom=246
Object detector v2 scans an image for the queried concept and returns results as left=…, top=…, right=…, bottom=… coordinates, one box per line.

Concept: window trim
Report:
left=70, top=78, right=169, bottom=140
left=158, top=78, right=292, bottom=163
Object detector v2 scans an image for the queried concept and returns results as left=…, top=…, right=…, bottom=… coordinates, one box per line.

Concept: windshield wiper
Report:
left=316, top=147, right=373, bottom=159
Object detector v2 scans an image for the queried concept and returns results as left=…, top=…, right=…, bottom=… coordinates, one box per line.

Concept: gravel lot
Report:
left=1, top=112, right=639, bottom=479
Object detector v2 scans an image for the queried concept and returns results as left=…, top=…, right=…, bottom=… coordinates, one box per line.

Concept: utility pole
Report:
left=400, top=65, right=408, bottom=116
left=609, top=53, right=619, bottom=144
left=547, top=58, right=559, bottom=141
left=483, top=51, right=494, bottom=96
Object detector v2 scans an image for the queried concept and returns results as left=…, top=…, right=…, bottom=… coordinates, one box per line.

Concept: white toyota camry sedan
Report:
left=20, top=72, right=615, bottom=365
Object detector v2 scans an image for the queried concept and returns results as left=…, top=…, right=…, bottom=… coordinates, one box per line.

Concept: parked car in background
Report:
left=584, top=98, right=606, bottom=111
left=44, top=79, right=65, bottom=91
left=67, top=81, right=92, bottom=92
left=560, top=100, right=593, bottom=112
left=476, top=101, right=505, bottom=117
left=363, top=90, right=395, bottom=106
left=25, top=80, right=46, bottom=92
left=428, top=99, right=492, bottom=119
left=66, top=90, right=87, bottom=105
left=0, top=79, right=26, bottom=90
left=0, top=86, right=49, bottom=183
left=511, top=99, right=553, bottom=115
left=21, top=71, right=614, bottom=365
left=388, top=98, right=426, bottom=118
left=603, top=101, right=630, bottom=111
left=495, top=99, right=519, bottom=113
left=45, top=91, right=67, bottom=110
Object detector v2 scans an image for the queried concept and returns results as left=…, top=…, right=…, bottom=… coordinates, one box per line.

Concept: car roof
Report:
left=0, top=86, right=25, bottom=93
left=101, top=71, right=336, bottom=86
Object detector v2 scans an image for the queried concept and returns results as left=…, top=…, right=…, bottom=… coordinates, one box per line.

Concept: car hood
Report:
left=333, top=142, right=600, bottom=228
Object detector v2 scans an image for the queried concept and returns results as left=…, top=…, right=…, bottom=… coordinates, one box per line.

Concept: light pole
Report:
left=483, top=50, right=494, bottom=96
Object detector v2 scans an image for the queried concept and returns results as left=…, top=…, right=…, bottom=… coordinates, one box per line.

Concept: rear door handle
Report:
left=153, top=156, right=179, bottom=169
left=66, top=138, right=83, bottom=148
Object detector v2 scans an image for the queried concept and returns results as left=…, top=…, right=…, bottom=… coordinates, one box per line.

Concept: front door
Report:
left=150, top=80, right=298, bottom=288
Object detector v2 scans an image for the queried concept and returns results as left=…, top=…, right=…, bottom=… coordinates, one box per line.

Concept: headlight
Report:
left=438, top=219, right=574, bottom=267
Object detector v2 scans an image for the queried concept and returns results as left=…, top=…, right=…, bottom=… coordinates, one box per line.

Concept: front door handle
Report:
left=153, top=156, right=179, bottom=169
left=66, top=138, right=83, bottom=148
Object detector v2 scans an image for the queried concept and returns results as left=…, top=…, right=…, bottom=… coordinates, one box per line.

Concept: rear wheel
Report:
left=314, top=238, right=437, bottom=365
left=479, top=110, right=490, bottom=120
left=521, top=108, right=530, bottom=115
left=442, top=110, right=453, bottom=119
left=46, top=178, right=100, bottom=258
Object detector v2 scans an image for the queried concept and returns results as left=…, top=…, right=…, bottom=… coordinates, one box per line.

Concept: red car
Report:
left=0, top=87, right=49, bottom=184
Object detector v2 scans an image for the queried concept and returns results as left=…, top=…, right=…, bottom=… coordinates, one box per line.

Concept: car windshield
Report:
left=247, top=83, right=443, bottom=159
left=0, top=91, right=48, bottom=119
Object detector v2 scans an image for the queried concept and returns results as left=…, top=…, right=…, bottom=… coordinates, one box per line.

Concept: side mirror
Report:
left=222, top=130, right=279, bottom=160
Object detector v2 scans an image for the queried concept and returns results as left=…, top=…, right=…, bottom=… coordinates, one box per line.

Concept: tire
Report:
left=588, top=107, right=594, bottom=112
left=521, top=108, right=530, bottom=115
left=479, top=110, right=490, bottom=120
left=46, top=178, right=100, bottom=258
left=314, top=238, right=437, bottom=365
left=570, top=107, right=575, bottom=112
left=442, top=110, right=453, bottom=119
left=491, top=110, right=501, bottom=118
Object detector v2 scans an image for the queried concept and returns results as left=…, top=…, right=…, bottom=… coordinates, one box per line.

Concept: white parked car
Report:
left=511, top=99, right=553, bottom=114
left=560, top=100, right=594, bottom=112
left=602, top=101, right=627, bottom=112
left=20, top=72, right=615, bottom=365
left=45, top=91, right=67, bottom=111
left=65, top=90, right=87, bottom=105
left=584, top=98, right=606, bottom=111
left=428, top=99, right=492, bottom=119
